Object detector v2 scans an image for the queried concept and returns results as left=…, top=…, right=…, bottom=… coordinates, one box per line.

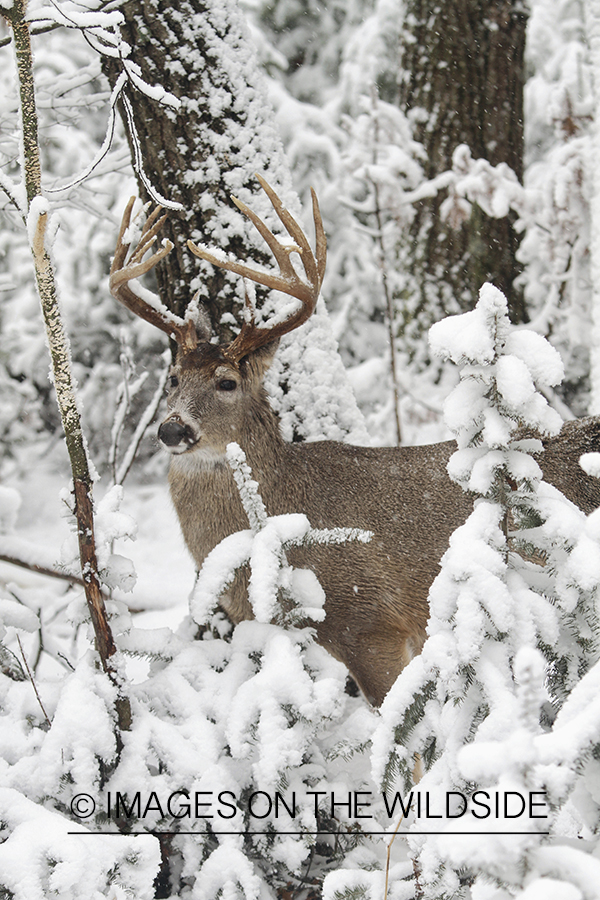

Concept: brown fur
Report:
left=162, top=345, right=600, bottom=706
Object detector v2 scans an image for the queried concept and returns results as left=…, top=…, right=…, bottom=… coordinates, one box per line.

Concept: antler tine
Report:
left=112, top=196, right=136, bottom=274
left=128, top=206, right=169, bottom=267
left=187, top=175, right=327, bottom=362
left=110, top=201, right=173, bottom=293
left=310, top=186, right=327, bottom=288
left=110, top=198, right=198, bottom=350
left=234, top=173, right=319, bottom=295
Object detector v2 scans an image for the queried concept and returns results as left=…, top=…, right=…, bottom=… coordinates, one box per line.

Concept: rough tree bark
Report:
left=101, top=0, right=368, bottom=447
left=101, top=0, right=292, bottom=340
left=390, top=0, right=528, bottom=331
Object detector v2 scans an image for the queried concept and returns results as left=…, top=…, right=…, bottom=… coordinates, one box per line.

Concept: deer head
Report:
left=109, top=176, right=326, bottom=459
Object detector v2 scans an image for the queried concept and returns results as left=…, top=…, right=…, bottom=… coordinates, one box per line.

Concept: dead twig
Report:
left=17, top=634, right=52, bottom=728
left=0, top=552, right=87, bottom=588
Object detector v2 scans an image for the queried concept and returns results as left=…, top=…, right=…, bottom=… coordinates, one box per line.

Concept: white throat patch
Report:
left=169, top=445, right=226, bottom=472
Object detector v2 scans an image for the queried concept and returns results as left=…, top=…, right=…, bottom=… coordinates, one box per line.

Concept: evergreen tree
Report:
left=362, top=285, right=600, bottom=899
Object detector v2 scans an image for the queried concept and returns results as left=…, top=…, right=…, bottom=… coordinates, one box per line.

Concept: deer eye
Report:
left=169, top=375, right=179, bottom=389
left=218, top=379, right=237, bottom=392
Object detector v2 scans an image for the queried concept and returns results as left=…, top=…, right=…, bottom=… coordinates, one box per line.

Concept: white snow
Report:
left=2, top=1, right=600, bottom=897
left=0, top=485, right=21, bottom=533
left=0, top=787, right=160, bottom=900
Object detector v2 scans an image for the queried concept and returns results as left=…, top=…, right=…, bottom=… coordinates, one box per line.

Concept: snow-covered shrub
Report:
left=364, top=283, right=600, bottom=899
left=0, top=786, right=160, bottom=900
left=0, top=437, right=380, bottom=898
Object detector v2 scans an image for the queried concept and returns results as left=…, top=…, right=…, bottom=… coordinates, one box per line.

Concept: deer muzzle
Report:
left=158, top=418, right=198, bottom=452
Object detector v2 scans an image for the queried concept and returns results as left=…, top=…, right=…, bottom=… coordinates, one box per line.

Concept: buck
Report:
left=110, top=177, right=600, bottom=706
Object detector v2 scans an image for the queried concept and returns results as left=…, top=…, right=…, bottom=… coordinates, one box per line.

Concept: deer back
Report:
left=538, top=417, right=600, bottom=514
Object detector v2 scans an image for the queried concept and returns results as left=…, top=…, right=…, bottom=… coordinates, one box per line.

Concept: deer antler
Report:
left=187, top=174, right=326, bottom=363
left=110, top=198, right=198, bottom=351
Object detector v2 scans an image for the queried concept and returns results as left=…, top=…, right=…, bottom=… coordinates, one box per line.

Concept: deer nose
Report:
left=158, top=420, right=189, bottom=447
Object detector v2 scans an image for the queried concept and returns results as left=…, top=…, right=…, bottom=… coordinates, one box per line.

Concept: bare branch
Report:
left=0, top=551, right=88, bottom=588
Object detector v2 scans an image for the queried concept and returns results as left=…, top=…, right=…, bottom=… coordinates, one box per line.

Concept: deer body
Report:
left=110, top=179, right=600, bottom=707
left=165, top=348, right=471, bottom=704
left=164, top=361, right=600, bottom=705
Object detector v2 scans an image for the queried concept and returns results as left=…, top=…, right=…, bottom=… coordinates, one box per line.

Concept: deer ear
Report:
left=186, top=293, right=213, bottom=342
left=240, top=339, right=280, bottom=380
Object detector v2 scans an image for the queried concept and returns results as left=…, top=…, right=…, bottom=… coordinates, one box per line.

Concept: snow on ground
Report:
left=0, top=444, right=196, bottom=629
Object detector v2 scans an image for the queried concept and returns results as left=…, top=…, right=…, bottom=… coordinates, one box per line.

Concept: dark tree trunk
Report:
left=101, top=0, right=367, bottom=446
left=102, top=0, right=291, bottom=343
left=390, top=0, right=528, bottom=330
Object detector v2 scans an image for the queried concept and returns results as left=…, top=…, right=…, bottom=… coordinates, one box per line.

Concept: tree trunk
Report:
left=6, top=0, right=123, bottom=701
left=101, top=0, right=368, bottom=446
left=102, top=0, right=294, bottom=341
left=392, top=0, right=528, bottom=330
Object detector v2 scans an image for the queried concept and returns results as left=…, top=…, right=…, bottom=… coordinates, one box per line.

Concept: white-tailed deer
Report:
left=110, top=178, right=600, bottom=706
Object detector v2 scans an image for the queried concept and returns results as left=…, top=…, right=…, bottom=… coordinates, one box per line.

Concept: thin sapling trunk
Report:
left=5, top=0, right=127, bottom=722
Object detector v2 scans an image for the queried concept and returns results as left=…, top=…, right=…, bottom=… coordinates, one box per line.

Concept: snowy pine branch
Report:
left=192, top=443, right=372, bottom=627
left=226, top=442, right=268, bottom=533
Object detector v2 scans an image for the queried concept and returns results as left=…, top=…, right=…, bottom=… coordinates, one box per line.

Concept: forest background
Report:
left=1, top=1, right=600, bottom=899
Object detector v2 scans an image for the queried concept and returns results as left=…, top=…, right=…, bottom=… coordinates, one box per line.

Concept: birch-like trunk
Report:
left=6, top=0, right=126, bottom=722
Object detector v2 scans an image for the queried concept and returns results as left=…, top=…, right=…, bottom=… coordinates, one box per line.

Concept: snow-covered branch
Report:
left=192, top=442, right=372, bottom=627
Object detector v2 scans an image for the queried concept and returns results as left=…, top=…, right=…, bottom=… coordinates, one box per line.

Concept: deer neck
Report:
left=235, top=391, right=288, bottom=478
left=167, top=391, right=287, bottom=565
